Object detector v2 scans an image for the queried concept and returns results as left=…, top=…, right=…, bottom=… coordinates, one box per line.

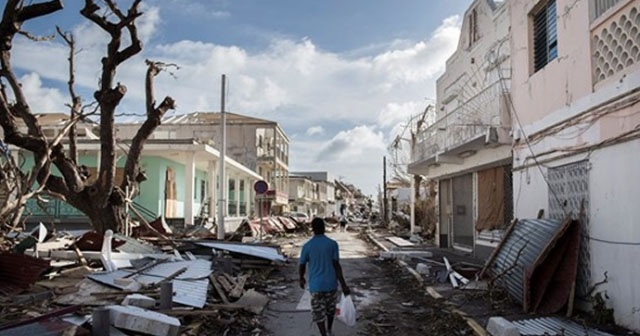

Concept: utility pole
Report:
left=383, top=156, right=388, bottom=225
left=217, top=74, right=227, bottom=240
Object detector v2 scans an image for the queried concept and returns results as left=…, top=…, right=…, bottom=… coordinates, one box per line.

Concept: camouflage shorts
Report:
left=311, top=290, right=337, bottom=323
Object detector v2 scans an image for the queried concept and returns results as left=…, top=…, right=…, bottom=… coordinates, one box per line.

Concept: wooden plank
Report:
left=385, top=236, right=415, bottom=247
left=209, top=275, right=229, bottom=304
left=217, top=275, right=234, bottom=293
left=221, top=272, right=238, bottom=287
left=158, top=305, right=243, bottom=315
left=229, top=274, right=248, bottom=299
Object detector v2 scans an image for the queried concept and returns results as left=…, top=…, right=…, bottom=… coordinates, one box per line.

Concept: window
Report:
left=591, top=0, right=621, bottom=21
left=468, top=8, right=479, bottom=48
left=532, top=0, right=558, bottom=72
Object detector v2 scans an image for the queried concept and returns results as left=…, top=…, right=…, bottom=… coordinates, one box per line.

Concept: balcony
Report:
left=411, top=80, right=511, bottom=169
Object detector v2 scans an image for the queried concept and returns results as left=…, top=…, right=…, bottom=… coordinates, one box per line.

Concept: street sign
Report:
left=254, top=180, right=269, bottom=194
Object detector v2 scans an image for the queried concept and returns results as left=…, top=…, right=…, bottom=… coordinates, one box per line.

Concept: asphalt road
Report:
left=263, top=228, right=383, bottom=336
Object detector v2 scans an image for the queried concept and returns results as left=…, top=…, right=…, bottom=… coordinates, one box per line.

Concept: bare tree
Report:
left=0, top=0, right=175, bottom=234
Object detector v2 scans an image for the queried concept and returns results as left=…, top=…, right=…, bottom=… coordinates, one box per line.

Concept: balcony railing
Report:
left=412, top=80, right=510, bottom=164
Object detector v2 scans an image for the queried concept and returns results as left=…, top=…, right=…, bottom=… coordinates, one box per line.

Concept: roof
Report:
left=162, top=111, right=276, bottom=125
left=290, top=172, right=334, bottom=183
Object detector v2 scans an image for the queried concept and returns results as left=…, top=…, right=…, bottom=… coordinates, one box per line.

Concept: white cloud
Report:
left=291, top=125, right=387, bottom=196
left=306, top=126, right=325, bottom=136
left=160, top=1, right=230, bottom=19
left=19, top=73, right=67, bottom=113
left=316, top=126, right=387, bottom=160
left=377, top=100, right=425, bottom=128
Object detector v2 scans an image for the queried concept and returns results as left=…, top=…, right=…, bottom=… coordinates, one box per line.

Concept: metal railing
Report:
left=413, top=80, right=509, bottom=163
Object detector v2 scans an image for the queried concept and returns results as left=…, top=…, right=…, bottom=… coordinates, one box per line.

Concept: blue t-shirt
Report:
left=299, top=234, right=339, bottom=292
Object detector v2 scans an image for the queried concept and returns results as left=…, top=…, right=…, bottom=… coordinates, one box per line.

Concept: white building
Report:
left=409, top=0, right=512, bottom=258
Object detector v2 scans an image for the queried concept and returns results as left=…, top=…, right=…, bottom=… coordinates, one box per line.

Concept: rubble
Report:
left=0, top=216, right=293, bottom=335
left=108, top=305, right=180, bottom=336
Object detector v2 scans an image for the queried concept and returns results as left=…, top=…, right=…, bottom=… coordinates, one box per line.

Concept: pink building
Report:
left=510, top=0, right=640, bottom=331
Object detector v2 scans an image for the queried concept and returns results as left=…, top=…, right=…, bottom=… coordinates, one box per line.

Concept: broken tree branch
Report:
left=56, top=26, right=82, bottom=164
left=122, top=60, right=176, bottom=192
left=80, top=0, right=144, bottom=207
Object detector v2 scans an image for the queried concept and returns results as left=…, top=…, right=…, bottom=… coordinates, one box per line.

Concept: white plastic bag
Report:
left=336, top=294, right=356, bottom=326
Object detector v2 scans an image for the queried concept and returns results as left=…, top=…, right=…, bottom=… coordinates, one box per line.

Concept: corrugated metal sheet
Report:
left=513, top=317, right=615, bottom=336
left=486, top=218, right=566, bottom=304
left=0, top=253, right=51, bottom=295
left=197, top=241, right=287, bottom=262
left=113, top=233, right=161, bottom=254
left=88, top=259, right=212, bottom=308
left=277, top=217, right=297, bottom=230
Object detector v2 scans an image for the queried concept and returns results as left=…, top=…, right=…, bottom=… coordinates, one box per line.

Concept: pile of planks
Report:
left=209, top=272, right=249, bottom=304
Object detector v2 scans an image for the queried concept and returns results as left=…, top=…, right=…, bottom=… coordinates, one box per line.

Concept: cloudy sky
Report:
left=14, top=0, right=472, bottom=196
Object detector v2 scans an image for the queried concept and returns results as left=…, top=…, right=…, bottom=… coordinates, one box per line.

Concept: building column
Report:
left=185, top=152, right=195, bottom=226
left=244, top=179, right=251, bottom=217
left=235, top=176, right=241, bottom=217
left=208, top=160, right=217, bottom=221
left=224, top=175, right=229, bottom=217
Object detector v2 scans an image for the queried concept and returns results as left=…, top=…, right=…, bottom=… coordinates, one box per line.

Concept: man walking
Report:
left=299, top=218, right=351, bottom=336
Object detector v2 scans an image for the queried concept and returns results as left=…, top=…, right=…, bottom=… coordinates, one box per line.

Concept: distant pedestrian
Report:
left=339, top=203, right=348, bottom=232
left=299, top=218, right=351, bottom=336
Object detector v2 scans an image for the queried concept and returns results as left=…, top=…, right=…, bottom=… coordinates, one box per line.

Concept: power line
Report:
left=498, top=67, right=569, bottom=218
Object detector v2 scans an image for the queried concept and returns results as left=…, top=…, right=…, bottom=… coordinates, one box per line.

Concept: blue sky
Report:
left=14, top=0, right=472, bottom=196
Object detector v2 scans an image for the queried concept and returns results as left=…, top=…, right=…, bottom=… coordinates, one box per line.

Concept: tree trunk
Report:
left=86, top=203, right=126, bottom=234
left=65, top=186, right=127, bottom=234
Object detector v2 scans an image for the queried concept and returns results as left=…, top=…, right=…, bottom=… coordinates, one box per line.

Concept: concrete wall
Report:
left=589, top=140, right=640, bottom=330
left=133, top=156, right=208, bottom=218
left=436, top=0, right=510, bottom=120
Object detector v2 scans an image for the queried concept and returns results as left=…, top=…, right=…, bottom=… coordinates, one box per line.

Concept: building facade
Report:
left=117, top=112, right=290, bottom=214
left=287, top=175, right=317, bottom=217
left=290, top=172, right=336, bottom=217
left=510, top=0, right=640, bottom=330
left=409, top=0, right=512, bottom=258
left=15, top=114, right=261, bottom=232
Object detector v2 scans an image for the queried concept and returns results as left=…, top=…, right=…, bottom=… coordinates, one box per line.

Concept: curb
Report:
left=364, top=232, right=488, bottom=336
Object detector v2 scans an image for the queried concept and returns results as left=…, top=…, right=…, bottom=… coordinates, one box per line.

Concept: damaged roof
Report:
left=196, top=241, right=287, bottom=262
left=88, top=259, right=212, bottom=308
left=485, top=217, right=581, bottom=313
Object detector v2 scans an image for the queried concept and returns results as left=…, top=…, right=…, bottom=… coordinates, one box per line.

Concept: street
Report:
left=262, top=225, right=472, bottom=336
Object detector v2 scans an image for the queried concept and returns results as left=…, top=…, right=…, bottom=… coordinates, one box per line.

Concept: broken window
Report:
left=532, top=0, right=558, bottom=72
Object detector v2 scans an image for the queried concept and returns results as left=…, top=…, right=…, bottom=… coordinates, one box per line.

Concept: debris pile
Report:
left=0, top=220, right=290, bottom=336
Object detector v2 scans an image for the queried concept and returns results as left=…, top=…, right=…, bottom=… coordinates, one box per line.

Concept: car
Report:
left=288, top=211, right=310, bottom=224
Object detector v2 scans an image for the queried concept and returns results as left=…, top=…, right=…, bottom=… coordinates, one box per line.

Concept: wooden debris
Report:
left=217, top=275, right=234, bottom=293
left=222, top=272, right=238, bottom=287
left=229, top=274, right=248, bottom=299
left=209, top=275, right=230, bottom=304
